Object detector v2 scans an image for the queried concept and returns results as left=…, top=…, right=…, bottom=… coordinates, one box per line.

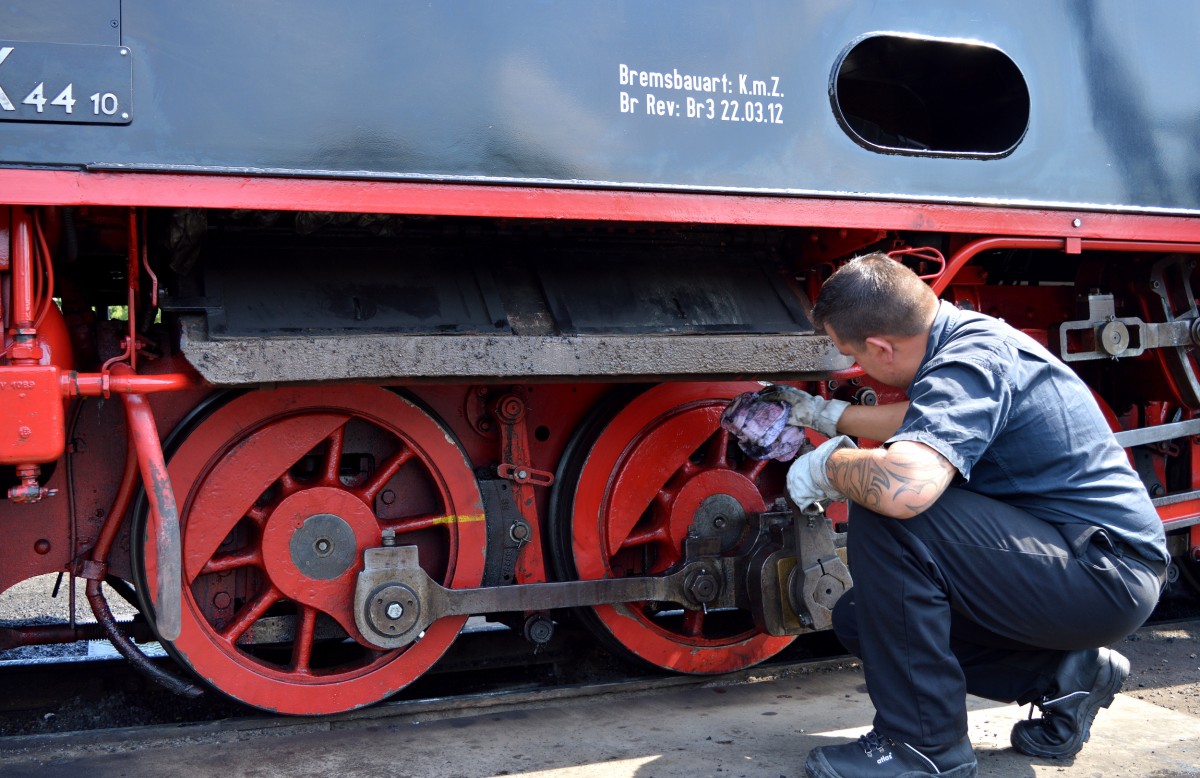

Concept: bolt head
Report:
left=386, top=602, right=404, bottom=619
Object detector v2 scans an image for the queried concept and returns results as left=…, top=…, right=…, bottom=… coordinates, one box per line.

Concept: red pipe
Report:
left=933, top=236, right=1200, bottom=296
left=0, top=209, right=7, bottom=334
left=5, top=206, right=51, bottom=500
left=62, top=370, right=197, bottom=398
left=93, top=440, right=141, bottom=566
left=9, top=206, right=35, bottom=331
left=125, top=209, right=140, bottom=371
left=32, top=211, right=57, bottom=331
left=112, top=365, right=182, bottom=641
left=931, top=237, right=1064, bottom=295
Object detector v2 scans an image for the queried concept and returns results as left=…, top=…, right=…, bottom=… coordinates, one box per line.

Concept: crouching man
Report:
left=728, top=253, right=1168, bottom=778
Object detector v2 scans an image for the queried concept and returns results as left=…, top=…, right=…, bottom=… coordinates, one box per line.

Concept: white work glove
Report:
left=786, top=435, right=858, bottom=510
left=758, top=385, right=850, bottom=438
left=721, top=391, right=807, bottom=461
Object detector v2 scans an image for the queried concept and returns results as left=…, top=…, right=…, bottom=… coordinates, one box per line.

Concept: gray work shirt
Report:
left=888, top=301, right=1170, bottom=570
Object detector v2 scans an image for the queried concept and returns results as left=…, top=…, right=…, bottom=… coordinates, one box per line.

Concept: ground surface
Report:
left=2, top=574, right=1198, bottom=778
left=1116, top=616, right=1199, bottom=718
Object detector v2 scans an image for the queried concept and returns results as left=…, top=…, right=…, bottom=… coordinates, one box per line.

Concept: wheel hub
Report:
left=692, top=493, right=749, bottom=552
left=668, top=470, right=762, bottom=554
left=290, top=513, right=358, bottom=580
left=260, top=487, right=381, bottom=637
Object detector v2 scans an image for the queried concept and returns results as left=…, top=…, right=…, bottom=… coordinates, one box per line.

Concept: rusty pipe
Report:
left=78, top=425, right=202, bottom=696
left=113, top=365, right=182, bottom=641
left=0, top=620, right=148, bottom=651
left=84, top=580, right=202, bottom=697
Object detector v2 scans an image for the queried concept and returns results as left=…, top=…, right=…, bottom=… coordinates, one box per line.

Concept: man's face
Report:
left=825, top=325, right=914, bottom=388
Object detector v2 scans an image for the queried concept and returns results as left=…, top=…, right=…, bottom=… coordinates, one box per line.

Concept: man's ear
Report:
left=863, top=335, right=894, bottom=362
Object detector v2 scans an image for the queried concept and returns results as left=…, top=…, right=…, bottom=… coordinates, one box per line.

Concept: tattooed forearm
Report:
left=825, top=442, right=955, bottom=519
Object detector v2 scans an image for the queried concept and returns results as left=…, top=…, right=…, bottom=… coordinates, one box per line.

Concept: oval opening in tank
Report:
left=832, top=34, right=1029, bottom=158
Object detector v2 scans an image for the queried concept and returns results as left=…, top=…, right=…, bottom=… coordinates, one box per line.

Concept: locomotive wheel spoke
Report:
left=276, top=469, right=300, bottom=497
left=740, top=457, right=770, bottom=481
left=681, top=608, right=705, bottom=638
left=600, top=410, right=724, bottom=557
left=178, top=413, right=352, bottom=582
left=139, top=386, right=486, bottom=715
left=550, top=383, right=794, bottom=675
left=320, top=424, right=347, bottom=486
left=676, top=458, right=701, bottom=482
left=618, top=523, right=669, bottom=551
left=357, top=445, right=415, bottom=504
left=384, top=512, right=457, bottom=535
left=222, top=586, right=282, bottom=644
left=290, top=605, right=318, bottom=674
left=703, top=429, right=731, bottom=469
left=197, top=548, right=263, bottom=579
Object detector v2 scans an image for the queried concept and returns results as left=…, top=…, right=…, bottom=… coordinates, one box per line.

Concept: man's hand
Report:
left=721, top=391, right=806, bottom=461
left=758, top=385, right=850, bottom=438
left=786, top=435, right=858, bottom=509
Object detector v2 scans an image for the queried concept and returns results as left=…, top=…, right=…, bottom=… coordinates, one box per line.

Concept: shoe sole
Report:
left=1010, top=649, right=1131, bottom=759
left=804, top=750, right=978, bottom=778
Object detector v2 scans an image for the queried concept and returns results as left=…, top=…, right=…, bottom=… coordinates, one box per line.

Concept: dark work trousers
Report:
left=831, top=487, right=1164, bottom=748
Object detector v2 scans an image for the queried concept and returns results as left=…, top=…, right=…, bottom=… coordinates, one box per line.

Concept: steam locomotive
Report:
left=2, top=2, right=1198, bottom=715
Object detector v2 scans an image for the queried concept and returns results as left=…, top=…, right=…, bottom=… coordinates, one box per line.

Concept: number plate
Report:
left=0, top=40, right=132, bottom=125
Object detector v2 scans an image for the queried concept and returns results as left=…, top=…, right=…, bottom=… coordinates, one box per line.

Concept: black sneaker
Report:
left=804, top=730, right=978, bottom=777
left=1010, top=647, right=1130, bottom=759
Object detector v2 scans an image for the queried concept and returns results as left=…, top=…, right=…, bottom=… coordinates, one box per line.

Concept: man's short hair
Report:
left=811, top=252, right=937, bottom=345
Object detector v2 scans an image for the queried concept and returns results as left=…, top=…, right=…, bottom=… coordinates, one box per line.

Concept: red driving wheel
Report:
left=138, top=386, right=485, bottom=714
left=551, top=383, right=794, bottom=674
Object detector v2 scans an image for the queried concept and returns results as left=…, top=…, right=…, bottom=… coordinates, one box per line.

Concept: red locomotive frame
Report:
left=4, top=170, right=1198, bottom=714
left=5, top=2, right=1200, bottom=715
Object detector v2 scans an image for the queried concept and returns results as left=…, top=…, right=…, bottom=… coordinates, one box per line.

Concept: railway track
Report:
left=0, top=596, right=1194, bottom=754
left=0, top=619, right=847, bottom=740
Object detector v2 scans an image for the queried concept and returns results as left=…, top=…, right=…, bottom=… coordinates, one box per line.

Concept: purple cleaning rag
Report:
left=720, top=391, right=806, bottom=461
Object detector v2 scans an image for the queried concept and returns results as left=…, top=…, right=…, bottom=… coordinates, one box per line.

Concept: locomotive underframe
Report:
left=4, top=176, right=1200, bottom=715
